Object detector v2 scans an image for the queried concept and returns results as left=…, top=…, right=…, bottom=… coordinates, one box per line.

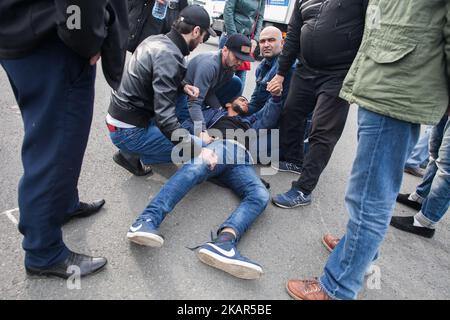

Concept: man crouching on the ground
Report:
left=106, top=5, right=217, bottom=175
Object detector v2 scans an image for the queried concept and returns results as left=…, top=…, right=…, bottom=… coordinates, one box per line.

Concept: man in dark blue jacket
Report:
left=247, top=26, right=292, bottom=115
left=0, top=0, right=128, bottom=279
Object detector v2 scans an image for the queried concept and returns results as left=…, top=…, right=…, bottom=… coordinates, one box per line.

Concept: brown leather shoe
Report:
left=286, top=279, right=333, bottom=300
left=322, top=234, right=340, bottom=252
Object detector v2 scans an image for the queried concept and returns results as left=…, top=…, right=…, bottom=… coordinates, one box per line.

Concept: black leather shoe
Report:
left=113, top=151, right=153, bottom=176
left=26, top=251, right=107, bottom=279
left=396, top=193, right=422, bottom=211
left=390, top=216, right=435, bottom=238
left=64, top=199, right=105, bottom=224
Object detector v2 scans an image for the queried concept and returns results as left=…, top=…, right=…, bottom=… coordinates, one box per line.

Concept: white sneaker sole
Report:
left=271, top=164, right=302, bottom=175
left=127, top=232, right=164, bottom=247
left=272, top=199, right=311, bottom=209
left=197, top=249, right=263, bottom=280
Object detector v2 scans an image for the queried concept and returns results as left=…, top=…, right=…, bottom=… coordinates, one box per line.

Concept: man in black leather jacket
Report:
left=127, top=0, right=189, bottom=52
left=0, top=0, right=128, bottom=279
left=107, top=5, right=217, bottom=176
left=269, top=0, right=369, bottom=208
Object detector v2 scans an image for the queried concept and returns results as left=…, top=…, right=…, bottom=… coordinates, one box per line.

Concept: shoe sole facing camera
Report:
left=270, top=164, right=302, bottom=175
left=197, top=249, right=263, bottom=280
left=113, top=152, right=152, bottom=176
left=271, top=198, right=311, bottom=209
left=127, top=232, right=164, bottom=247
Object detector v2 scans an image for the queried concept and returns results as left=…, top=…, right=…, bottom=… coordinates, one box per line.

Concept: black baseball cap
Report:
left=179, top=5, right=217, bottom=37
left=224, top=34, right=255, bottom=62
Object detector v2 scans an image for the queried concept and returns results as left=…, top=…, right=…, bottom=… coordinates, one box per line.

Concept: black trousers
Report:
left=280, top=67, right=350, bottom=194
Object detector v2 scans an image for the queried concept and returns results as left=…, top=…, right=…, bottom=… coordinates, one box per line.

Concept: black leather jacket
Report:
left=278, top=0, right=368, bottom=76
left=108, top=29, right=189, bottom=141
left=0, top=0, right=129, bottom=90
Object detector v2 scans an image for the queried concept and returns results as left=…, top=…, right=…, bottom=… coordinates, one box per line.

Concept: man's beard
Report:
left=188, top=38, right=201, bottom=51
left=232, top=103, right=247, bottom=115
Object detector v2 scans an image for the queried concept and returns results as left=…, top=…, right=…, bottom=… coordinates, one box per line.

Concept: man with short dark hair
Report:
left=107, top=5, right=217, bottom=175
left=175, top=33, right=255, bottom=131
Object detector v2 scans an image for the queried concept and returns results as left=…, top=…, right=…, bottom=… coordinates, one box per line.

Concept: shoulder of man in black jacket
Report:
left=0, top=0, right=129, bottom=90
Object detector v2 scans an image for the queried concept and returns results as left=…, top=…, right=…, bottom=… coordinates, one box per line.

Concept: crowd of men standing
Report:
left=0, top=0, right=449, bottom=300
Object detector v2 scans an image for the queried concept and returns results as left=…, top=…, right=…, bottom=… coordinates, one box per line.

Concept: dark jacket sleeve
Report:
left=55, top=0, right=129, bottom=90
left=251, top=95, right=283, bottom=130
left=180, top=0, right=188, bottom=10
left=187, top=63, right=218, bottom=131
left=277, top=0, right=303, bottom=77
left=224, top=0, right=238, bottom=35
left=151, top=52, right=184, bottom=139
left=55, top=0, right=110, bottom=59
left=152, top=51, right=203, bottom=154
left=183, top=108, right=220, bottom=134
left=248, top=64, right=270, bottom=115
left=253, top=0, right=266, bottom=42
left=363, top=0, right=369, bottom=13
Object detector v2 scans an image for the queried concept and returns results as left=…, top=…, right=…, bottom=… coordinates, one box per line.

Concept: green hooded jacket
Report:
left=340, top=0, right=450, bottom=125
left=223, top=0, right=266, bottom=42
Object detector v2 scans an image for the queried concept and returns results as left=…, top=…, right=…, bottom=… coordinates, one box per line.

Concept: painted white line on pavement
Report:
left=1, top=208, right=19, bottom=225
left=10, top=105, right=20, bottom=114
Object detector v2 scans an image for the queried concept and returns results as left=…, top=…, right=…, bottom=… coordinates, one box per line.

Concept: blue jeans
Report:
left=319, top=107, right=420, bottom=300
left=175, top=75, right=243, bottom=124
left=416, top=116, right=449, bottom=198
left=405, top=125, right=432, bottom=168
left=1, top=37, right=96, bottom=268
left=415, top=116, right=450, bottom=227
left=219, top=33, right=246, bottom=94
left=136, top=141, right=269, bottom=240
left=110, top=120, right=174, bottom=165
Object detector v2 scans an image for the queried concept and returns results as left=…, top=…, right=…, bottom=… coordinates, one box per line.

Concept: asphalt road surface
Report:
left=0, top=37, right=448, bottom=300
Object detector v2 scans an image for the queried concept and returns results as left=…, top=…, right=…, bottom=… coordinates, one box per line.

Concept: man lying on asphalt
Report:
left=126, top=96, right=273, bottom=280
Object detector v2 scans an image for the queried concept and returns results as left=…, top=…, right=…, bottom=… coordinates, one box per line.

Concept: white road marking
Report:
left=10, top=105, right=20, bottom=114
left=2, top=208, right=19, bottom=225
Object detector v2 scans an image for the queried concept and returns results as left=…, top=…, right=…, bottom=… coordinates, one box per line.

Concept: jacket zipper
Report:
left=300, top=0, right=319, bottom=10
left=313, top=0, right=329, bottom=30
left=303, top=2, right=322, bottom=13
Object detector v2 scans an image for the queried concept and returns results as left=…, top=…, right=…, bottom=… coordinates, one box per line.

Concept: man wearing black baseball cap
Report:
left=224, top=33, right=255, bottom=63
left=175, top=33, right=255, bottom=139
left=179, top=4, right=217, bottom=40
left=107, top=5, right=218, bottom=177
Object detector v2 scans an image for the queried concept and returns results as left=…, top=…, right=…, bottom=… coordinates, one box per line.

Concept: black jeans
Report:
left=280, top=67, right=349, bottom=194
